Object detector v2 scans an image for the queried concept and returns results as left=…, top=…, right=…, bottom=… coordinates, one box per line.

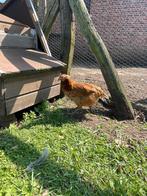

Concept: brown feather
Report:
left=59, top=74, right=109, bottom=108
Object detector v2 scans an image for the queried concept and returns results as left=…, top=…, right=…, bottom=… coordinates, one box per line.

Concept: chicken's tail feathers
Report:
left=98, top=97, right=111, bottom=109
left=98, top=91, right=113, bottom=109
left=94, top=86, right=113, bottom=109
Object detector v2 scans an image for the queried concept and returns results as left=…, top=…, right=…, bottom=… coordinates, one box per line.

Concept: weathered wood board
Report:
left=4, top=71, right=60, bottom=99
left=0, top=49, right=64, bottom=75
left=6, top=84, right=61, bottom=114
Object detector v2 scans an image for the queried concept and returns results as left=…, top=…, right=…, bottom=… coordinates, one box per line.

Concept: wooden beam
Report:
left=43, top=0, right=59, bottom=40
left=25, top=0, right=51, bottom=56
left=69, top=0, right=134, bottom=119
left=60, top=0, right=75, bottom=75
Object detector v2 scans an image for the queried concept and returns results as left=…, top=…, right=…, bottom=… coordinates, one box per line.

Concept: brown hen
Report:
left=59, top=74, right=110, bottom=110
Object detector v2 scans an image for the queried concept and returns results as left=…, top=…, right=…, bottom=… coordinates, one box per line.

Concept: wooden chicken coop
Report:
left=0, top=0, right=64, bottom=126
left=0, top=0, right=135, bottom=127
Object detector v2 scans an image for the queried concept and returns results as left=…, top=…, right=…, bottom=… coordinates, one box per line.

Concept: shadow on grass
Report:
left=20, top=107, right=113, bottom=129
left=0, top=132, right=114, bottom=195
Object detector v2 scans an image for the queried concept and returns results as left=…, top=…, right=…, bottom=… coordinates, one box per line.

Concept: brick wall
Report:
left=90, top=0, right=147, bottom=66
left=49, top=0, right=147, bottom=67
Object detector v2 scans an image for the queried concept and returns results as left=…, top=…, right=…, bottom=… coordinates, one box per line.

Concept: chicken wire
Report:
left=48, top=0, right=147, bottom=68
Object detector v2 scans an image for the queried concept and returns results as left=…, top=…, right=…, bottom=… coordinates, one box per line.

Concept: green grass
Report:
left=0, top=102, right=146, bottom=195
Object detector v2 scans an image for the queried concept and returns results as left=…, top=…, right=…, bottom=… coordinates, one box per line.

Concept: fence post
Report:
left=69, top=0, right=134, bottom=119
left=43, top=0, right=59, bottom=40
left=59, top=0, right=75, bottom=75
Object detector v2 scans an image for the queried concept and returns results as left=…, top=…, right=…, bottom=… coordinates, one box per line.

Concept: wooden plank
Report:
left=0, top=49, right=65, bottom=75
left=60, top=0, right=75, bottom=74
left=4, top=71, right=61, bottom=99
left=0, top=32, right=35, bottom=48
left=6, top=84, right=61, bottom=115
left=69, top=0, right=134, bottom=119
left=0, top=14, right=30, bottom=35
left=43, top=0, right=59, bottom=39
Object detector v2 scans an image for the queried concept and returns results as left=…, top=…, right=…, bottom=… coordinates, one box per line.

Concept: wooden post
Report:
left=25, top=0, right=52, bottom=56
left=44, top=0, right=48, bottom=18
left=60, top=0, right=75, bottom=75
left=0, top=115, right=17, bottom=128
left=33, top=0, right=40, bottom=12
left=69, top=0, right=134, bottom=119
left=43, top=0, right=60, bottom=40
left=36, top=0, right=48, bottom=27
left=0, top=79, right=16, bottom=127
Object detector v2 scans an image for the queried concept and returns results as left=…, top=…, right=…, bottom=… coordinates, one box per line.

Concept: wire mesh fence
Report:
left=48, top=0, right=147, bottom=68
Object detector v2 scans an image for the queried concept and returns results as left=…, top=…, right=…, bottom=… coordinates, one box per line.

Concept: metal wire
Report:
left=48, top=0, right=147, bottom=68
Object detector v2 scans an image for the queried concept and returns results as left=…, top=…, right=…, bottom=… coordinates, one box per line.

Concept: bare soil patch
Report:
left=58, top=67, right=147, bottom=142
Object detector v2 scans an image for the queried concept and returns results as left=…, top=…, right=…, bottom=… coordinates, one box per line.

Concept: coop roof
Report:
left=0, top=0, right=35, bottom=27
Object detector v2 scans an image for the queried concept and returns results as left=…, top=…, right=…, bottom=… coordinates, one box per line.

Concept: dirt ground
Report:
left=14, top=67, right=147, bottom=142
left=71, top=67, right=147, bottom=117
left=59, top=67, right=147, bottom=142
left=71, top=67, right=147, bottom=105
